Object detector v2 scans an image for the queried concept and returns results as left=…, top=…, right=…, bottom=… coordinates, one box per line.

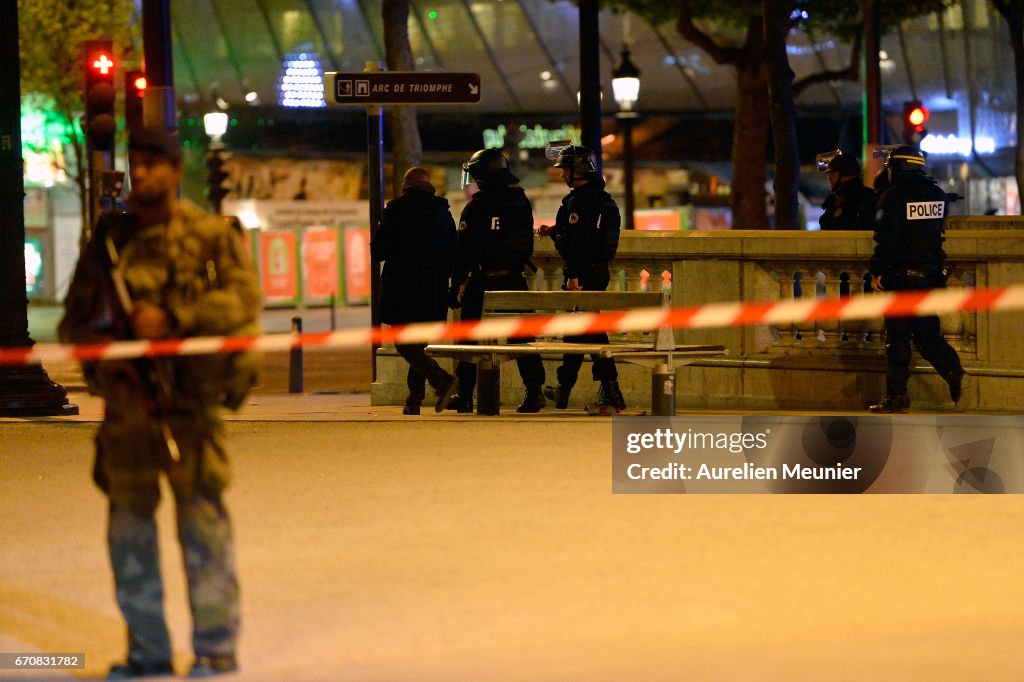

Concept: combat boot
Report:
left=445, top=394, right=475, bottom=413
left=605, top=381, right=626, bottom=411
left=542, top=384, right=573, bottom=410
left=868, top=395, right=910, bottom=413
left=188, top=654, right=237, bottom=678
left=106, top=660, right=174, bottom=680
left=585, top=381, right=626, bottom=416
left=944, top=368, right=965, bottom=403
left=516, top=386, right=546, bottom=413
left=433, top=374, right=460, bottom=413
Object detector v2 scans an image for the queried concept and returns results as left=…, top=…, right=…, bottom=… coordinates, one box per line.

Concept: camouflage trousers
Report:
left=96, top=378, right=239, bottom=666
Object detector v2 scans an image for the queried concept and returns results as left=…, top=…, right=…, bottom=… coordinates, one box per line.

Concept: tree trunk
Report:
left=68, top=117, right=88, bottom=250
left=382, top=0, right=422, bottom=198
left=731, top=31, right=769, bottom=229
left=762, top=0, right=800, bottom=229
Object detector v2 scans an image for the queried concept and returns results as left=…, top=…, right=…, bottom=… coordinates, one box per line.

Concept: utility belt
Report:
left=891, top=266, right=948, bottom=290
left=472, top=265, right=533, bottom=278
left=899, top=266, right=944, bottom=278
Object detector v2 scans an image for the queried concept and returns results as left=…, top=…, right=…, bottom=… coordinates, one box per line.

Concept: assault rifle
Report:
left=102, top=232, right=181, bottom=462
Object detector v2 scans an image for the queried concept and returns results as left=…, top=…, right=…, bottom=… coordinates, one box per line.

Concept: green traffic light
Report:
left=428, top=10, right=438, bottom=20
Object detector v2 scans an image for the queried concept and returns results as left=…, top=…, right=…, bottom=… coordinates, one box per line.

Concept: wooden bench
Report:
left=426, top=290, right=726, bottom=416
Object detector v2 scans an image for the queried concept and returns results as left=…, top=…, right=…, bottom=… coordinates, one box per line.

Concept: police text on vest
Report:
left=906, top=201, right=944, bottom=220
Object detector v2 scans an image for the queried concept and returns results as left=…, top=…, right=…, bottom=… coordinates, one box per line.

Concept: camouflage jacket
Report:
left=59, top=200, right=261, bottom=410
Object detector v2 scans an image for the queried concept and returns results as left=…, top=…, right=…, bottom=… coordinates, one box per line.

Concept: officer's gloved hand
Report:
left=448, top=284, right=462, bottom=309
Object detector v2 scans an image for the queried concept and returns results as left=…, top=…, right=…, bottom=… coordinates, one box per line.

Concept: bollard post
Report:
left=289, top=316, right=303, bottom=393
left=651, top=362, right=675, bottom=416
left=477, top=361, right=501, bottom=416
left=329, top=291, right=336, bottom=331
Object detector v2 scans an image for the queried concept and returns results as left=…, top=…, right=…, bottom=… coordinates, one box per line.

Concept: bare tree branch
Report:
left=676, top=0, right=742, bottom=65
left=792, top=32, right=861, bottom=97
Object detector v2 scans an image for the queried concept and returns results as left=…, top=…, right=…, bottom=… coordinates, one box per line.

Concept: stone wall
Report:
left=372, top=227, right=1024, bottom=413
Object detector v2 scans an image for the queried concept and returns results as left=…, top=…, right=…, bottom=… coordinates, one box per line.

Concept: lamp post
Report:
left=203, top=112, right=229, bottom=214
left=612, top=46, right=640, bottom=230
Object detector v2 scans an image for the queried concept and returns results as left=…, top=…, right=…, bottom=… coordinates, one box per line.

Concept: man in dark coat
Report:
left=371, top=167, right=459, bottom=414
left=867, top=146, right=967, bottom=413
left=445, top=148, right=546, bottom=413
left=817, top=150, right=875, bottom=230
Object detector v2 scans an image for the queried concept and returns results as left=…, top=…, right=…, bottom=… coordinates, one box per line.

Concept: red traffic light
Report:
left=82, top=40, right=116, bottom=151
left=125, top=70, right=146, bottom=134
left=903, top=101, right=929, bottom=132
left=90, top=52, right=115, bottom=75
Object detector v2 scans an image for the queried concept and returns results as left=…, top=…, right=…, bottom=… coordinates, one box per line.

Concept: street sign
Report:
left=325, top=71, right=481, bottom=106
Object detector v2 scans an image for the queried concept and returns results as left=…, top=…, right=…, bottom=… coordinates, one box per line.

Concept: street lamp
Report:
left=612, top=45, right=640, bottom=230
left=203, top=112, right=229, bottom=214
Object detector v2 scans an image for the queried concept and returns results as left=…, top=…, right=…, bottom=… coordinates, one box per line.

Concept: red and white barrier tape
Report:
left=2, top=284, right=1022, bottom=366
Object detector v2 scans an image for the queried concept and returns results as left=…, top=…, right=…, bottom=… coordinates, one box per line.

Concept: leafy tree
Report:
left=383, top=0, right=423, bottom=198
left=18, top=0, right=137, bottom=238
left=606, top=0, right=950, bottom=228
left=989, top=0, right=1024, bottom=209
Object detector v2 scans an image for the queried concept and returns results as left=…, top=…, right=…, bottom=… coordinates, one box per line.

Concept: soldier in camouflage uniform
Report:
left=59, top=128, right=260, bottom=679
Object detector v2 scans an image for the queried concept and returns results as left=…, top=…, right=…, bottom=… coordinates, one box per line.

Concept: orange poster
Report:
left=302, top=227, right=340, bottom=300
left=260, top=230, right=298, bottom=303
left=343, top=226, right=371, bottom=305
left=634, top=209, right=682, bottom=231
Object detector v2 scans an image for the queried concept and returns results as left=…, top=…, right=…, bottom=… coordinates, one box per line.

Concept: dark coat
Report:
left=819, top=177, right=875, bottom=230
left=870, top=173, right=948, bottom=281
left=453, top=184, right=535, bottom=286
left=371, top=188, right=456, bottom=325
left=550, top=177, right=621, bottom=279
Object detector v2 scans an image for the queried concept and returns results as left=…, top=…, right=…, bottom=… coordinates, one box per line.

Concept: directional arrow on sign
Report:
left=325, top=71, right=482, bottom=106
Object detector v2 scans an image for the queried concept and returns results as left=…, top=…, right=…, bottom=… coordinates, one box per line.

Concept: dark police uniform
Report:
left=869, top=166, right=964, bottom=410
left=549, top=175, right=621, bottom=388
left=450, top=184, right=545, bottom=405
left=820, top=177, right=875, bottom=230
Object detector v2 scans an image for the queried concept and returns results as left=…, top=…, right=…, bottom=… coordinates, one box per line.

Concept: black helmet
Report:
left=828, top=154, right=861, bottom=177
left=816, top=149, right=860, bottom=177
left=885, top=145, right=927, bottom=174
left=552, top=144, right=598, bottom=176
left=462, top=148, right=518, bottom=187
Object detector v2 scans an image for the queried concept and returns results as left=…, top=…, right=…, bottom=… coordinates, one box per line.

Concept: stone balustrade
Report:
left=373, top=221, right=1024, bottom=412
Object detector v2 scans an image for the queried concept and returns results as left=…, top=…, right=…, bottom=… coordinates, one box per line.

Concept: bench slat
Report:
left=482, top=290, right=664, bottom=313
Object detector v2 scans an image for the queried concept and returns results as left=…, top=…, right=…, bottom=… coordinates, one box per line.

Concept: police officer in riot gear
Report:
left=868, top=145, right=967, bottom=413
left=446, top=148, right=547, bottom=413
left=816, top=149, right=875, bottom=230
left=537, top=144, right=625, bottom=414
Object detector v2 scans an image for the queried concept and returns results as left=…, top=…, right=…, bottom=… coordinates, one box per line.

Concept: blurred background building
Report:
left=18, top=0, right=1021, bottom=304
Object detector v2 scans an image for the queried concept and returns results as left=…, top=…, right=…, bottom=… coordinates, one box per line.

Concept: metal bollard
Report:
left=289, top=316, right=303, bottom=393
left=651, top=362, right=675, bottom=416
left=329, top=292, right=336, bottom=331
left=477, top=362, right=501, bottom=416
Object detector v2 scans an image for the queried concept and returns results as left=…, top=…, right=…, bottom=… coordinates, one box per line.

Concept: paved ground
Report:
left=2, top=419, right=1024, bottom=681
left=3, top=305, right=1023, bottom=680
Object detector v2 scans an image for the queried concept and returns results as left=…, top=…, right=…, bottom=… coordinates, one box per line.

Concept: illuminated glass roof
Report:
left=169, top=0, right=1015, bottom=130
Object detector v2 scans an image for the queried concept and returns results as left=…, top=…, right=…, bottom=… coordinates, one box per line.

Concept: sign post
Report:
left=325, top=68, right=481, bottom=381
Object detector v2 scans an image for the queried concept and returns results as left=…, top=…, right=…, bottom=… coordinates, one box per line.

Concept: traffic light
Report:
left=206, top=149, right=231, bottom=214
left=82, top=40, right=116, bottom=151
left=125, top=70, right=146, bottom=135
left=903, top=100, right=929, bottom=147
